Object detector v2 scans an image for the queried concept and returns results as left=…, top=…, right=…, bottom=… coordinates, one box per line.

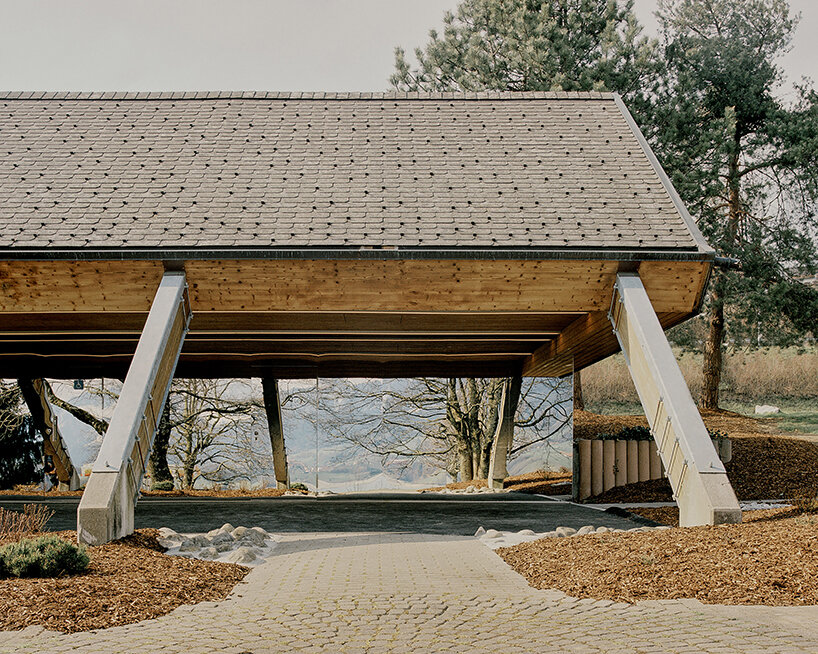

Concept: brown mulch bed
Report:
left=579, top=409, right=818, bottom=503
left=422, top=470, right=572, bottom=495
left=0, top=528, right=249, bottom=633
left=498, top=508, right=818, bottom=606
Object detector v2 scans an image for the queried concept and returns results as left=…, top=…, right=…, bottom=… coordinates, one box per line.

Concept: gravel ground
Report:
left=0, top=529, right=248, bottom=633
left=498, top=508, right=818, bottom=606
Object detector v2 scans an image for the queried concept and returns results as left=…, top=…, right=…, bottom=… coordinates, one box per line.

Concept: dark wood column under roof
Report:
left=0, top=91, right=714, bottom=379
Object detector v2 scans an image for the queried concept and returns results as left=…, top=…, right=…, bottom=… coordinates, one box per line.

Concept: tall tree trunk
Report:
left=573, top=370, right=585, bottom=411
left=458, top=446, right=473, bottom=482
left=148, top=400, right=173, bottom=487
left=701, top=284, right=725, bottom=410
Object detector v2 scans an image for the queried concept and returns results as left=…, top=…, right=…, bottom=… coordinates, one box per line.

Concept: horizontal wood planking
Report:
left=0, top=259, right=708, bottom=314
left=0, top=311, right=579, bottom=335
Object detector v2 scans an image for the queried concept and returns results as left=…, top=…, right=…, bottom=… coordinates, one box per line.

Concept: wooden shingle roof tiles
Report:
left=0, top=92, right=712, bottom=257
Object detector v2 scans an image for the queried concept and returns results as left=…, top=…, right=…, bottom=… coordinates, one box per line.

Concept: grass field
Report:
left=582, top=347, right=818, bottom=436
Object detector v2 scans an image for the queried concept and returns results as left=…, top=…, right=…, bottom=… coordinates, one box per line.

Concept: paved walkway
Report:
left=2, top=532, right=818, bottom=653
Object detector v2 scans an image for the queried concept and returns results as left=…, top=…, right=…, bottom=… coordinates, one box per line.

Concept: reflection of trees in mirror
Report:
left=300, top=377, right=572, bottom=483
left=0, top=383, right=40, bottom=489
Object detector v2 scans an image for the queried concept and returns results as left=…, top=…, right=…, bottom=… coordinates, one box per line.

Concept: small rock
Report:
left=474, top=526, right=486, bottom=537
left=576, top=525, right=595, bottom=536
left=478, top=487, right=493, bottom=493
left=555, top=526, right=577, bottom=537
left=595, top=526, right=610, bottom=534
left=239, top=530, right=267, bottom=546
left=178, top=538, right=199, bottom=552
left=542, top=531, right=557, bottom=538
left=655, top=526, right=671, bottom=531
left=484, top=529, right=502, bottom=539
left=755, top=404, right=780, bottom=415
left=466, top=485, right=476, bottom=493
left=232, top=526, right=249, bottom=540
left=250, top=527, right=270, bottom=539
left=224, top=547, right=257, bottom=564
left=199, top=547, right=219, bottom=560
left=215, top=541, right=234, bottom=553
left=221, top=523, right=236, bottom=533
left=518, top=529, right=536, bottom=536
left=208, top=531, right=235, bottom=546
left=158, top=527, right=178, bottom=538
left=190, top=534, right=210, bottom=547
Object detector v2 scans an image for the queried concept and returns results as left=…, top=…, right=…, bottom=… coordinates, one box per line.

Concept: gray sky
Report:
left=0, top=0, right=814, bottom=92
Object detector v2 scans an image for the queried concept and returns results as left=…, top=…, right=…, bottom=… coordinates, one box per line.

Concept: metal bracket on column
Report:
left=609, top=272, right=740, bottom=526
left=78, top=271, right=191, bottom=544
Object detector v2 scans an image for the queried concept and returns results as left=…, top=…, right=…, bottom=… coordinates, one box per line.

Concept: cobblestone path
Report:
left=2, top=532, right=817, bottom=653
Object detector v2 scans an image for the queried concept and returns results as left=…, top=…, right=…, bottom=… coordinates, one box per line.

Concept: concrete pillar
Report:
left=649, top=443, right=663, bottom=480
left=602, top=440, right=616, bottom=492
left=614, top=440, right=628, bottom=486
left=590, top=440, right=603, bottom=497
left=626, top=440, right=639, bottom=484
left=487, top=377, right=522, bottom=490
left=261, top=377, right=289, bottom=490
left=610, top=272, right=740, bottom=526
left=578, top=439, right=592, bottom=500
left=78, top=272, right=191, bottom=545
left=637, top=440, right=651, bottom=482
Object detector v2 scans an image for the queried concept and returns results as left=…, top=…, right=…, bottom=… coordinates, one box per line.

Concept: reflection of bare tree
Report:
left=166, top=379, right=264, bottom=489
left=311, top=376, right=572, bottom=483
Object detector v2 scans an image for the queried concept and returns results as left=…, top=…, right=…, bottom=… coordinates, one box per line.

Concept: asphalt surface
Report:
left=0, top=492, right=644, bottom=535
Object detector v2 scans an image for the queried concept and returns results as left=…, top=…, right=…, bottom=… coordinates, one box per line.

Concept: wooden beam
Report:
left=18, top=379, right=80, bottom=490
left=486, top=377, right=523, bottom=489
left=261, top=378, right=289, bottom=490
left=77, top=271, right=191, bottom=545
left=610, top=272, right=740, bottom=527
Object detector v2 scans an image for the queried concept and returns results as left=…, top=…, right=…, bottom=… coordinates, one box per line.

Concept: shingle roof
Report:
left=0, top=91, right=711, bottom=256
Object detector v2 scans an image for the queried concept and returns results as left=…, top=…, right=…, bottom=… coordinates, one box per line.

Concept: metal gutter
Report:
left=0, top=247, right=716, bottom=263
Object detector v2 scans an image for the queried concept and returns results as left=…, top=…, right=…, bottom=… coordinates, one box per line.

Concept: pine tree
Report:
left=0, top=383, right=41, bottom=489
left=652, top=0, right=818, bottom=408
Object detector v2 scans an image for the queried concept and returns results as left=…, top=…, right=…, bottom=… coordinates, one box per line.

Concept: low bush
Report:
left=151, top=480, right=174, bottom=491
left=290, top=482, right=308, bottom=491
left=0, top=535, right=89, bottom=579
left=593, top=426, right=653, bottom=441
left=0, top=504, right=54, bottom=538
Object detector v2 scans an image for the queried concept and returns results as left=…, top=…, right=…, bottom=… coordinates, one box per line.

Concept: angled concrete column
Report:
left=487, top=376, right=522, bottom=490
left=261, top=377, right=289, bottom=489
left=78, top=271, right=191, bottom=544
left=609, top=272, right=741, bottom=526
left=19, top=378, right=80, bottom=491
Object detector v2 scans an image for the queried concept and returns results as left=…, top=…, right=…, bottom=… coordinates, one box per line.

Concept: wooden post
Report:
left=614, top=440, right=628, bottom=486
left=609, top=272, right=740, bottom=526
left=18, top=379, right=80, bottom=491
left=602, top=440, right=616, bottom=492
left=577, top=439, right=592, bottom=500
left=261, top=377, right=289, bottom=490
left=487, top=376, right=522, bottom=490
left=77, top=272, right=191, bottom=545
left=590, top=440, right=603, bottom=497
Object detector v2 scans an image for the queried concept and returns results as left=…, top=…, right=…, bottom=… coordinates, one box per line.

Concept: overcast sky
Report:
left=0, top=0, right=814, bottom=93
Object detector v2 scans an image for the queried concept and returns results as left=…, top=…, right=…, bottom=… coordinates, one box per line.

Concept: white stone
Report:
left=576, top=525, right=595, bottom=536
left=224, top=547, right=257, bottom=564
left=595, top=526, right=610, bottom=534
left=474, top=526, right=486, bottom=537
left=484, top=529, right=501, bottom=539
left=199, top=547, right=219, bottom=560
left=208, top=530, right=235, bottom=546
left=232, top=526, right=249, bottom=540
left=220, top=523, right=236, bottom=533
left=518, top=529, right=536, bottom=536
left=158, top=527, right=179, bottom=538
left=239, top=529, right=267, bottom=546
left=755, top=404, right=780, bottom=415
left=178, top=538, right=199, bottom=552
left=555, top=526, right=577, bottom=537
left=215, top=541, right=234, bottom=553
left=465, top=485, right=476, bottom=493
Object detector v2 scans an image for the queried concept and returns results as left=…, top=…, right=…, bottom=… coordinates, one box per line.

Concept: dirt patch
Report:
left=0, top=528, right=249, bottom=633
left=422, top=470, right=572, bottom=495
left=498, top=509, right=818, bottom=606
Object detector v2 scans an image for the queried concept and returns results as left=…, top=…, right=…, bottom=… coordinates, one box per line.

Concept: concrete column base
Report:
left=77, top=469, right=135, bottom=545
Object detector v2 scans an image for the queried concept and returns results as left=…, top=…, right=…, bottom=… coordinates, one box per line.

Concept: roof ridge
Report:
left=0, top=90, right=615, bottom=101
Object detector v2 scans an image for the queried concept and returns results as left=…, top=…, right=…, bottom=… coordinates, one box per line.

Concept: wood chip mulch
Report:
left=498, top=508, right=818, bottom=606
left=422, top=470, right=572, bottom=495
left=0, top=528, right=250, bottom=634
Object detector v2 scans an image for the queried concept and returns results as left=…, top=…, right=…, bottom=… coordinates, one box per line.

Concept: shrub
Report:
left=151, top=480, right=174, bottom=491
left=0, top=535, right=89, bottom=579
left=0, top=504, right=54, bottom=538
left=595, top=426, right=653, bottom=441
left=290, top=482, right=308, bottom=491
